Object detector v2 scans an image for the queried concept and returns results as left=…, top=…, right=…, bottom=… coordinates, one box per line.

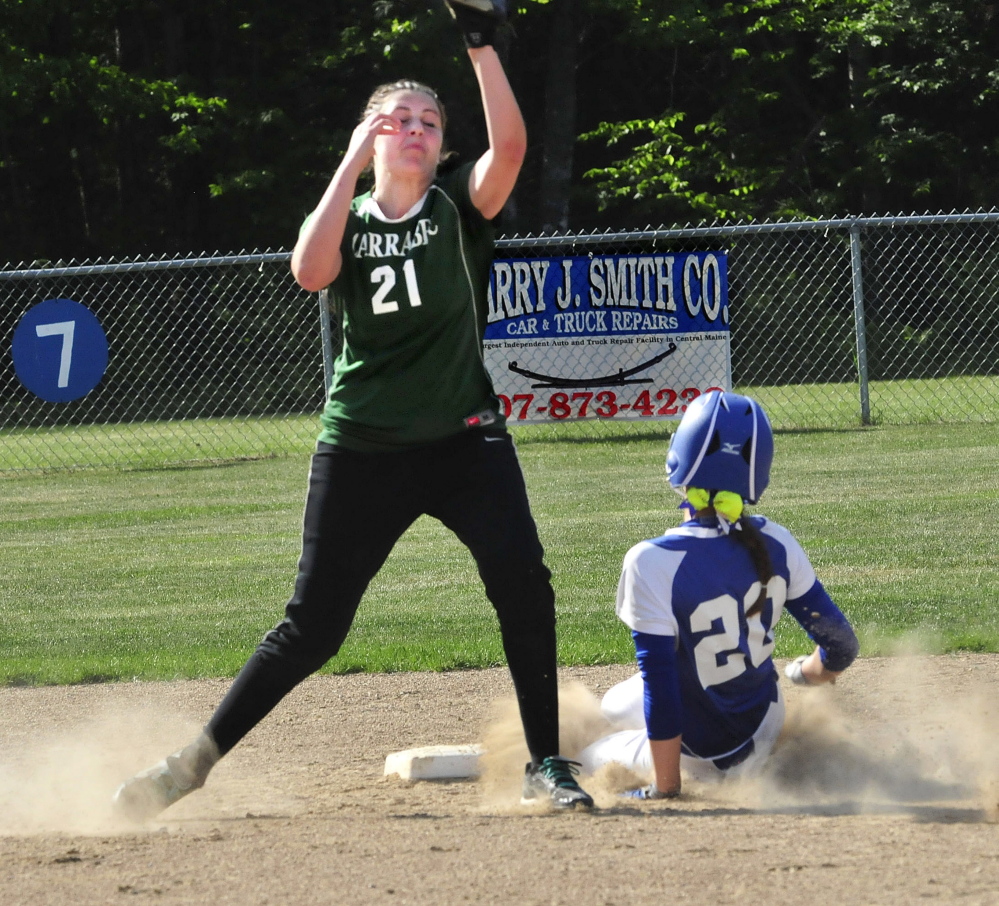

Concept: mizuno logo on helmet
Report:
left=721, top=442, right=742, bottom=455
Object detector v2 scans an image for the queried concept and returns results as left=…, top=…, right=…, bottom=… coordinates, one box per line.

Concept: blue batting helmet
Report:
left=665, top=391, right=773, bottom=504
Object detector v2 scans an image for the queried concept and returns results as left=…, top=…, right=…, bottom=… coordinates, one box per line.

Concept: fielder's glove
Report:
left=444, top=0, right=507, bottom=48
left=622, top=783, right=681, bottom=801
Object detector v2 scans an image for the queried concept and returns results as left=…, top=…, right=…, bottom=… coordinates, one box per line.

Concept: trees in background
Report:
left=579, top=0, right=999, bottom=222
left=3, top=0, right=999, bottom=262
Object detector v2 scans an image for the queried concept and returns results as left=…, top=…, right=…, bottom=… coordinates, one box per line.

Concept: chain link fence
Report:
left=3, top=212, right=998, bottom=471
left=0, top=253, right=323, bottom=471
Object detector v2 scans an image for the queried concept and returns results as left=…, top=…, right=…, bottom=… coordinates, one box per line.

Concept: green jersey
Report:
left=316, top=163, right=506, bottom=451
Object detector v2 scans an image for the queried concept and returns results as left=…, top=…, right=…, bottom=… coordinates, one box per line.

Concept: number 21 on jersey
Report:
left=370, top=260, right=422, bottom=314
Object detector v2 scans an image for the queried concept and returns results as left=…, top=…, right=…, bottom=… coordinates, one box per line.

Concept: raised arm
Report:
left=291, top=111, right=402, bottom=292
left=466, top=45, right=527, bottom=220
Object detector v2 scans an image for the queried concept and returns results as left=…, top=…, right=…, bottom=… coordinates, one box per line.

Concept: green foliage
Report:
left=0, top=0, right=478, bottom=259
left=580, top=0, right=999, bottom=223
left=0, top=1, right=230, bottom=260
left=4, top=0, right=999, bottom=255
left=581, top=114, right=762, bottom=221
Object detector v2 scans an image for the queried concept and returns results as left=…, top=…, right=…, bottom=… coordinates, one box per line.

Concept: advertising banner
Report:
left=484, top=252, right=731, bottom=422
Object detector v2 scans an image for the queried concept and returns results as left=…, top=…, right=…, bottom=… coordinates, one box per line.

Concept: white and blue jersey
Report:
left=616, top=514, right=858, bottom=762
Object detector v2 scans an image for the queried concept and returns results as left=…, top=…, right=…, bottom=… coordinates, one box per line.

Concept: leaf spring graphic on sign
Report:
left=507, top=342, right=678, bottom=389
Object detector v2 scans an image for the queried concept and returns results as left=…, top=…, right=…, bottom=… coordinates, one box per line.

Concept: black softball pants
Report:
left=206, top=430, right=560, bottom=764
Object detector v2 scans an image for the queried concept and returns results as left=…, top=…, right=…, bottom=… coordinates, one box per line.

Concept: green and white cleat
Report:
left=112, top=732, right=219, bottom=823
left=521, top=756, right=595, bottom=810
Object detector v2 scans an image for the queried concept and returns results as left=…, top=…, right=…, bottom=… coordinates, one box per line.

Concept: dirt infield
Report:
left=3, top=655, right=999, bottom=905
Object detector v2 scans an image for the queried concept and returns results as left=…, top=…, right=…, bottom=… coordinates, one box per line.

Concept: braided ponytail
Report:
left=731, top=515, right=773, bottom=618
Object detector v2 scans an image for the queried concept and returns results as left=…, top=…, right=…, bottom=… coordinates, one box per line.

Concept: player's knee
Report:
left=481, top=557, right=551, bottom=597
left=483, top=562, right=555, bottom=628
left=257, top=619, right=344, bottom=674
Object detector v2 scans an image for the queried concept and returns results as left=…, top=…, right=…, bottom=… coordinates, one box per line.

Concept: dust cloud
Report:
left=479, top=657, right=999, bottom=816
left=0, top=703, right=200, bottom=835
left=759, top=653, right=999, bottom=815
left=478, top=681, right=634, bottom=810
left=4, top=654, right=998, bottom=834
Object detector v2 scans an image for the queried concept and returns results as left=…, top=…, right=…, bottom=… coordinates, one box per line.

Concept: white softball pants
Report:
left=578, top=672, right=785, bottom=783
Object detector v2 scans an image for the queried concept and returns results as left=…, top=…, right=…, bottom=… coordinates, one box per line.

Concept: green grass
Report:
left=0, top=415, right=319, bottom=473
left=743, top=374, right=999, bottom=429
left=1, top=421, right=997, bottom=684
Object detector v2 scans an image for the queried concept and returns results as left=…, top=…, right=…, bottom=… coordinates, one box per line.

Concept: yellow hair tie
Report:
left=712, top=490, right=744, bottom=523
left=685, top=487, right=744, bottom=523
left=686, top=487, right=711, bottom=511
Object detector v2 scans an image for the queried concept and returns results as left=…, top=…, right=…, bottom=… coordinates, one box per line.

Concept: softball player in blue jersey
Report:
left=578, top=391, right=859, bottom=798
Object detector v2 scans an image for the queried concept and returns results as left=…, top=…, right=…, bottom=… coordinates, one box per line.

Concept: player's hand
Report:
left=444, top=0, right=507, bottom=49
left=785, top=651, right=840, bottom=686
left=784, top=655, right=812, bottom=686
left=343, top=112, right=401, bottom=173
left=622, top=783, right=680, bottom=801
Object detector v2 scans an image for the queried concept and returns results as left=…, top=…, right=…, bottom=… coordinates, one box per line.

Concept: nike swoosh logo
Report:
left=484, top=436, right=504, bottom=442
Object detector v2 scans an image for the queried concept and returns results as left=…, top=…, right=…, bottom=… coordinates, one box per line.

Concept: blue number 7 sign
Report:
left=11, top=299, right=109, bottom=403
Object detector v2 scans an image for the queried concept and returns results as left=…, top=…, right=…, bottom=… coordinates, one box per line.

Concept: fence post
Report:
left=849, top=222, right=872, bottom=425
left=318, top=288, right=334, bottom=395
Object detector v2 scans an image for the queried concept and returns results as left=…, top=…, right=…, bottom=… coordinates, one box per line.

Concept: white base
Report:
left=383, top=744, right=484, bottom=781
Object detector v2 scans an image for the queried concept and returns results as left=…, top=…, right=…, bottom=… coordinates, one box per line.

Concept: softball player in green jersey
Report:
left=315, top=159, right=500, bottom=450
left=113, top=2, right=594, bottom=820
